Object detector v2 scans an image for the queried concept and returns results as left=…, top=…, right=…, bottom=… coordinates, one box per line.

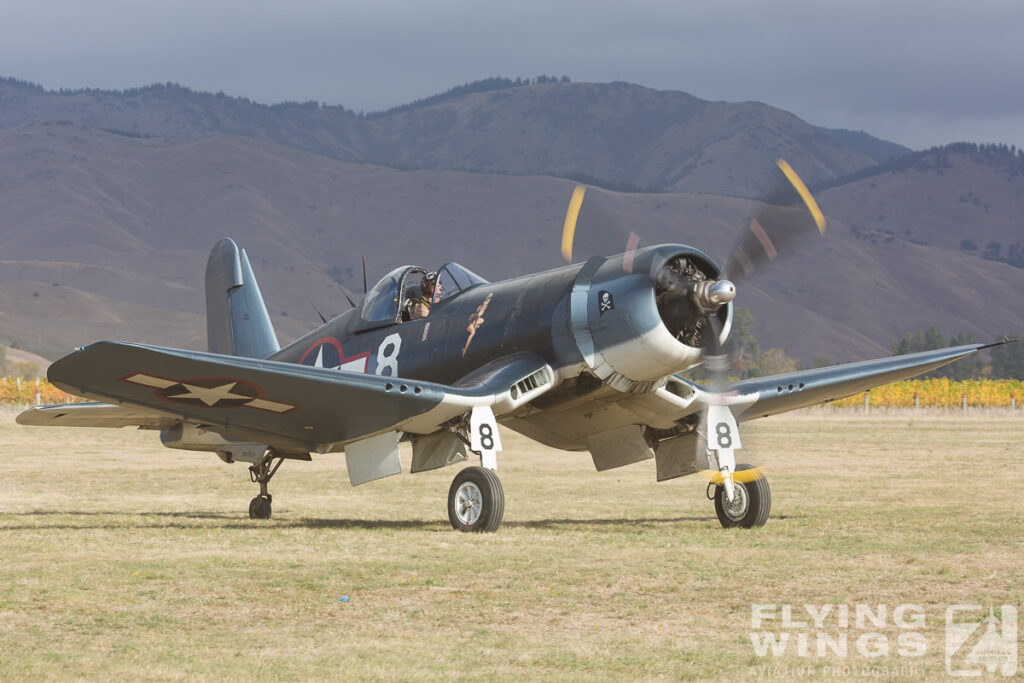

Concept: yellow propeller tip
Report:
left=561, top=184, right=586, bottom=262
left=776, top=159, right=826, bottom=235
left=702, top=467, right=767, bottom=485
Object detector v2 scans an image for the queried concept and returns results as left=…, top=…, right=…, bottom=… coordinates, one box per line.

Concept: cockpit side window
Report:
left=360, top=266, right=413, bottom=324
left=443, top=262, right=488, bottom=290
left=433, top=263, right=488, bottom=304
left=433, top=268, right=458, bottom=304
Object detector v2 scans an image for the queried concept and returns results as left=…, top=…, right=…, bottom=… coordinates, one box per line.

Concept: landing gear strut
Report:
left=248, top=452, right=285, bottom=520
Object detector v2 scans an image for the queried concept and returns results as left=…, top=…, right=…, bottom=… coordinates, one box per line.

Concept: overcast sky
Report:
left=4, top=1, right=1023, bottom=150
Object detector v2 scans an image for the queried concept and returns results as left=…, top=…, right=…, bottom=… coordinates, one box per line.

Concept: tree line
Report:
left=716, top=310, right=1023, bottom=381
left=367, top=75, right=572, bottom=118
left=811, top=141, right=1024, bottom=194
left=891, top=327, right=1023, bottom=380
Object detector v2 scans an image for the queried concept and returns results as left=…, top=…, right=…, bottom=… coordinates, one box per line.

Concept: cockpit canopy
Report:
left=358, top=262, right=488, bottom=328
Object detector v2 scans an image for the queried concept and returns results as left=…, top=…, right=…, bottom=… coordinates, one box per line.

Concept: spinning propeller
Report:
left=560, top=159, right=826, bottom=503
left=696, top=160, right=825, bottom=500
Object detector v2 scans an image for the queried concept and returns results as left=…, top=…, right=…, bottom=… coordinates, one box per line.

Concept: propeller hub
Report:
left=690, top=279, right=736, bottom=313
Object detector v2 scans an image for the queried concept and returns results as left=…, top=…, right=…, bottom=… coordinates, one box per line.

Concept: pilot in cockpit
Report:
left=404, top=271, right=438, bottom=321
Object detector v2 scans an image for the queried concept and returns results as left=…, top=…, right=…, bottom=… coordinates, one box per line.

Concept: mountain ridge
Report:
left=0, top=76, right=898, bottom=198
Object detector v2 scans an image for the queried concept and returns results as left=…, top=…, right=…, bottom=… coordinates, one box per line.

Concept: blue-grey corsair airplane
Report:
left=17, top=234, right=995, bottom=532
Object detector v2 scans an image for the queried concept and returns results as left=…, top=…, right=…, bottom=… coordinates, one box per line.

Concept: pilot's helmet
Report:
left=422, top=271, right=437, bottom=293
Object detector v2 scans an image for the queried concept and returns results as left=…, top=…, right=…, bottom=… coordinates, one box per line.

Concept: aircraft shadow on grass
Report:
left=0, top=510, right=794, bottom=532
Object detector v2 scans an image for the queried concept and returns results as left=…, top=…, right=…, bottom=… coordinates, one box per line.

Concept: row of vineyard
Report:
left=0, top=377, right=81, bottom=406
left=3, top=376, right=1021, bottom=408
left=829, top=378, right=1023, bottom=408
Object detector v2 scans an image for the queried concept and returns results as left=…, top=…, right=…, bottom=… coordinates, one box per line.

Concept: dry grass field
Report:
left=1, top=408, right=1021, bottom=681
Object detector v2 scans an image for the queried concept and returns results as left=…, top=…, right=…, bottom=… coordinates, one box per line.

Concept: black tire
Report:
left=714, top=464, right=770, bottom=529
left=249, top=495, right=272, bottom=520
left=448, top=466, right=504, bottom=533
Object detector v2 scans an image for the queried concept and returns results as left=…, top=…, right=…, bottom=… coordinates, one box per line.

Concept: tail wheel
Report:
left=448, top=466, right=504, bottom=533
left=714, top=463, right=771, bottom=528
left=249, top=494, right=272, bottom=520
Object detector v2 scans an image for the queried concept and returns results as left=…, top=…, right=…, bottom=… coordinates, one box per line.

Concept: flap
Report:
left=586, top=424, right=654, bottom=472
left=345, top=431, right=402, bottom=486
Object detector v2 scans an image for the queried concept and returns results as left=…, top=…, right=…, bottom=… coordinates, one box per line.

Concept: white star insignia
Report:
left=172, top=381, right=250, bottom=406
left=123, top=373, right=298, bottom=413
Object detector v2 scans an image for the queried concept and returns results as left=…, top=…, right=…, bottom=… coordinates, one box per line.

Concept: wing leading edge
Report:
left=712, top=343, right=990, bottom=420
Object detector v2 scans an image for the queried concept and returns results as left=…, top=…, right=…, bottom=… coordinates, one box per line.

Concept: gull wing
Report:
left=30, top=341, right=550, bottom=452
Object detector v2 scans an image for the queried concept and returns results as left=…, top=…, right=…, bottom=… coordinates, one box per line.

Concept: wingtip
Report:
left=978, top=336, right=1019, bottom=351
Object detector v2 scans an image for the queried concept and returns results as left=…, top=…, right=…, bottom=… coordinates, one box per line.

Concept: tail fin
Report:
left=205, top=238, right=280, bottom=358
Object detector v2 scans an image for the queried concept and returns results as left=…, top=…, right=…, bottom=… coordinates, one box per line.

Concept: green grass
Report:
left=0, top=410, right=1021, bottom=680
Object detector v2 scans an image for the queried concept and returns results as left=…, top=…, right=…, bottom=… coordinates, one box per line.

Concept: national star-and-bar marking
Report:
left=122, top=373, right=297, bottom=413
left=298, top=337, right=370, bottom=374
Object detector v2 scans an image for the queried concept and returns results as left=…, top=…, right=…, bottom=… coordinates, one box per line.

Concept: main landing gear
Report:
left=710, top=463, right=771, bottom=528
left=248, top=452, right=286, bottom=520
left=448, top=466, right=505, bottom=533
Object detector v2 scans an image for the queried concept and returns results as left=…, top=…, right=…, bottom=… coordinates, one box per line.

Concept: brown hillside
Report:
left=1, top=124, right=1021, bottom=364
left=819, top=144, right=1024, bottom=258
left=1, top=346, right=50, bottom=378
left=0, top=279, right=205, bottom=360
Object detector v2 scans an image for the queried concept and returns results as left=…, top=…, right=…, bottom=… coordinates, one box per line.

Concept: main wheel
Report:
left=714, top=464, right=770, bottom=528
left=448, top=466, right=504, bottom=532
left=249, top=494, right=272, bottom=520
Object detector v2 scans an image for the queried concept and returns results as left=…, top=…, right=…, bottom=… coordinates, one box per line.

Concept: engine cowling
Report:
left=567, top=245, right=732, bottom=392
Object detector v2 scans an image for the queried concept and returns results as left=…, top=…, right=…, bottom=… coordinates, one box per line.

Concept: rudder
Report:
left=205, top=238, right=280, bottom=358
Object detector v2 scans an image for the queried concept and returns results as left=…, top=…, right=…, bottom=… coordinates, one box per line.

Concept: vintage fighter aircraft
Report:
left=17, top=162, right=997, bottom=531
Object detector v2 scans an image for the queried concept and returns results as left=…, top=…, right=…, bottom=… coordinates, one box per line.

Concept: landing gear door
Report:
left=706, top=404, right=741, bottom=453
left=470, top=406, right=502, bottom=470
